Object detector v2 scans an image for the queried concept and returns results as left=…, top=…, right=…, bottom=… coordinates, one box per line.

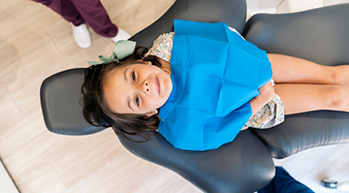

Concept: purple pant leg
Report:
left=32, top=0, right=85, bottom=26
left=71, top=0, right=118, bottom=37
left=32, top=0, right=118, bottom=37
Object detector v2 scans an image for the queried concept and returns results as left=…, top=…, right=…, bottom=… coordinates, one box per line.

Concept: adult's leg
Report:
left=275, top=84, right=349, bottom=115
left=32, top=0, right=85, bottom=26
left=269, top=53, right=349, bottom=87
left=258, top=167, right=314, bottom=193
left=70, top=0, right=118, bottom=37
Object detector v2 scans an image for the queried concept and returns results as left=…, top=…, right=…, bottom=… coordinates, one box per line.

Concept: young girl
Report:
left=82, top=20, right=349, bottom=151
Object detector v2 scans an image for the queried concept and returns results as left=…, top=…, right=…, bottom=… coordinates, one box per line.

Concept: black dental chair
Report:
left=40, top=0, right=349, bottom=192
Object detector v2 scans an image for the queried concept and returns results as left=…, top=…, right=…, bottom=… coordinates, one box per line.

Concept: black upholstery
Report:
left=130, top=0, right=247, bottom=48
left=243, top=4, right=349, bottom=66
left=41, top=68, right=104, bottom=135
left=251, top=111, right=349, bottom=158
left=40, top=1, right=349, bottom=192
left=120, top=130, right=274, bottom=193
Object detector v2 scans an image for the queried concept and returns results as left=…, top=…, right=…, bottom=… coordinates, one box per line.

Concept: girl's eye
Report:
left=132, top=71, right=136, bottom=82
left=135, top=95, right=140, bottom=106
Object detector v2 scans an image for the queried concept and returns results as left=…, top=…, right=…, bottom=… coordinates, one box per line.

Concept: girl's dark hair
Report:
left=81, top=46, right=162, bottom=142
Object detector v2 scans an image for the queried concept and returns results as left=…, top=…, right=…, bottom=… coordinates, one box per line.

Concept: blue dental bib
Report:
left=158, top=20, right=272, bottom=151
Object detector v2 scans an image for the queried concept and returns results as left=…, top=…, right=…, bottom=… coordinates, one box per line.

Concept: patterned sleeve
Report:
left=228, top=26, right=246, bottom=40
left=144, top=32, right=175, bottom=62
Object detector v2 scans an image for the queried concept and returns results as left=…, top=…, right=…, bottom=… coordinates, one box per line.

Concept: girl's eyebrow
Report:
left=127, top=98, right=134, bottom=111
left=124, top=67, right=129, bottom=82
left=124, top=67, right=134, bottom=111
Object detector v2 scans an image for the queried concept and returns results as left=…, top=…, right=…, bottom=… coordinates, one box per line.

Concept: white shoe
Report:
left=70, top=23, right=91, bottom=48
left=111, top=28, right=131, bottom=43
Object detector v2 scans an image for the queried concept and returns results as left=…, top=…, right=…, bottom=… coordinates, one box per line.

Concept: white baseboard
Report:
left=0, top=160, right=19, bottom=193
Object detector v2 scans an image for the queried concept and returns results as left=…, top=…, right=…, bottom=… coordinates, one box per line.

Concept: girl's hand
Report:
left=257, top=80, right=275, bottom=105
left=249, top=80, right=275, bottom=118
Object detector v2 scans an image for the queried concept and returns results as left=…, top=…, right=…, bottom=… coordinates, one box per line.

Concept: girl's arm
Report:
left=249, top=81, right=275, bottom=118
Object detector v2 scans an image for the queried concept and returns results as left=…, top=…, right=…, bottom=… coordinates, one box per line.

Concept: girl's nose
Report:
left=143, top=81, right=150, bottom=93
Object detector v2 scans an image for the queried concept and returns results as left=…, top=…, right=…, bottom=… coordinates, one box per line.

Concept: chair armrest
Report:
left=251, top=111, right=349, bottom=159
left=242, top=4, right=349, bottom=66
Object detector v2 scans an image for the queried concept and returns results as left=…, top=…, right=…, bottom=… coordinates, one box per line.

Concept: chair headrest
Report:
left=40, top=68, right=106, bottom=135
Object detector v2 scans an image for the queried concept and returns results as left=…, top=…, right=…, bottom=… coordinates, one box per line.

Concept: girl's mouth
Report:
left=156, top=77, right=160, bottom=95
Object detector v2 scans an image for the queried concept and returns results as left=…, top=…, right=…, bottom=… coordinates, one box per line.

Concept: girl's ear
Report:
left=145, top=110, right=158, bottom=118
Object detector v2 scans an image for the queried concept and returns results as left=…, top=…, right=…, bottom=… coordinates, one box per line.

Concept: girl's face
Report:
left=103, top=62, right=172, bottom=116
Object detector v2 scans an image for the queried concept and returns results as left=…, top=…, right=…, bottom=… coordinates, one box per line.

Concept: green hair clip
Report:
left=87, top=40, right=136, bottom=66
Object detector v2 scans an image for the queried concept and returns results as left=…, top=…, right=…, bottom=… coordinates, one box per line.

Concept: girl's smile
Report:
left=103, top=61, right=172, bottom=116
left=156, top=77, right=160, bottom=95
